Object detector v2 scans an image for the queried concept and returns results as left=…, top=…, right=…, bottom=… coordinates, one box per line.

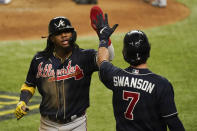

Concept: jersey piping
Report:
left=162, top=112, right=178, bottom=118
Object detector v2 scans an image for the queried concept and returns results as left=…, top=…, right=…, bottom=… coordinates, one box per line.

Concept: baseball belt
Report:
left=42, top=112, right=85, bottom=124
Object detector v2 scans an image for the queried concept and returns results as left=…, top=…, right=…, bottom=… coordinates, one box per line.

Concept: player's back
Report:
left=99, top=62, right=176, bottom=131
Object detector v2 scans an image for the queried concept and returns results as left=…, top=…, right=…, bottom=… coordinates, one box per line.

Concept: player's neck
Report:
left=54, top=46, right=72, bottom=57
left=131, top=63, right=148, bottom=69
left=54, top=47, right=72, bottom=63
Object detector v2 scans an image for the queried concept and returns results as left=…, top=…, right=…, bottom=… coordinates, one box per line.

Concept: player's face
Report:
left=51, top=31, right=72, bottom=48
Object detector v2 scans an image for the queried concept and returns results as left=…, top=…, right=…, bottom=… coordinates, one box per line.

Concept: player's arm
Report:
left=14, top=83, right=35, bottom=120
left=20, top=83, right=35, bottom=104
left=159, top=80, right=185, bottom=131
left=164, top=115, right=185, bottom=131
left=14, top=56, right=37, bottom=120
left=97, top=46, right=109, bottom=66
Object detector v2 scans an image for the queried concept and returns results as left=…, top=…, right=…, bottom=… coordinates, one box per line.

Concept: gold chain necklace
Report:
left=53, top=52, right=72, bottom=63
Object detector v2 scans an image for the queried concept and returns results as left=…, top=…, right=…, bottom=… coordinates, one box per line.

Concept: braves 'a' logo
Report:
left=129, top=40, right=142, bottom=47
left=54, top=19, right=65, bottom=28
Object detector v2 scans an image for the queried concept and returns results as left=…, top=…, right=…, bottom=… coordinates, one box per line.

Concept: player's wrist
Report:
left=99, top=40, right=109, bottom=48
left=17, top=101, right=26, bottom=106
left=97, top=31, right=111, bottom=46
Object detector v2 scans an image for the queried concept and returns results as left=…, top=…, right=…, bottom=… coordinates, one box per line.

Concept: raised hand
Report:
left=94, top=13, right=118, bottom=41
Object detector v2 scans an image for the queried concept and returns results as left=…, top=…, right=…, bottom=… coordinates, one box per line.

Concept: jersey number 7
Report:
left=123, top=90, right=140, bottom=120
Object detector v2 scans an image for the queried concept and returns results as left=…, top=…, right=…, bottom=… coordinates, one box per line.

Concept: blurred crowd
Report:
left=144, top=0, right=167, bottom=7
left=72, top=0, right=97, bottom=4
left=0, top=0, right=11, bottom=4
left=0, top=0, right=167, bottom=7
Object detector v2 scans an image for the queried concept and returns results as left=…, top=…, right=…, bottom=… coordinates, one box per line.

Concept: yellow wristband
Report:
left=21, top=84, right=35, bottom=95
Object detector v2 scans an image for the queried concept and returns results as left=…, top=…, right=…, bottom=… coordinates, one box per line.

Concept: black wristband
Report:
left=99, top=40, right=109, bottom=48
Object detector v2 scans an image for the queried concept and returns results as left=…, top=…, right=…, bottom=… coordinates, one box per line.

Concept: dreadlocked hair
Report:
left=38, top=37, right=54, bottom=59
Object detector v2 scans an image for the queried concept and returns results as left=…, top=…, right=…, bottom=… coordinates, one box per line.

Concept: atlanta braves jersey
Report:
left=99, top=61, right=178, bottom=131
left=25, top=47, right=98, bottom=121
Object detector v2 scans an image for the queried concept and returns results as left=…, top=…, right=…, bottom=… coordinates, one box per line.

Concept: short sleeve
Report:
left=99, top=61, right=121, bottom=90
left=158, top=81, right=178, bottom=118
left=25, top=57, right=37, bottom=87
left=83, top=49, right=99, bottom=72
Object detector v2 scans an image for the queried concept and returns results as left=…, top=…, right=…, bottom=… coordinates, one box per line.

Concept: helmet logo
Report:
left=129, top=40, right=142, bottom=47
left=54, top=19, right=65, bottom=28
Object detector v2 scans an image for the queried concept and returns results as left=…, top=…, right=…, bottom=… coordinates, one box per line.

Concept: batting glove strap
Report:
left=14, top=101, right=28, bottom=120
left=99, top=40, right=109, bottom=48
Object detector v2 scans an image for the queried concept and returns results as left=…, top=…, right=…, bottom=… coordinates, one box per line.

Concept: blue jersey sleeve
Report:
left=25, top=56, right=37, bottom=87
left=158, top=79, right=178, bottom=118
left=99, top=61, right=121, bottom=90
left=82, top=49, right=98, bottom=72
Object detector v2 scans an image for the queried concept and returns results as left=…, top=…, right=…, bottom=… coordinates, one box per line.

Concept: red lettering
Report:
left=37, top=61, right=84, bottom=82
left=36, top=62, right=43, bottom=78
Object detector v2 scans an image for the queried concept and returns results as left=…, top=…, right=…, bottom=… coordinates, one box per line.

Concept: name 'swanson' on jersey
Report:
left=113, top=76, right=155, bottom=94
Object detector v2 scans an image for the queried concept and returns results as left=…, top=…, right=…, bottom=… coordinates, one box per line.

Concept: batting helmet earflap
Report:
left=122, top=30, right=150, bottom=66
left=48, top=16, right=77, bottom=44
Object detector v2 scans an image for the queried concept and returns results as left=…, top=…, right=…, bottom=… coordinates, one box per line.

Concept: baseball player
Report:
left=94, top=13, right=185, bottom=131
left=14, top=16, right=114, bottom=131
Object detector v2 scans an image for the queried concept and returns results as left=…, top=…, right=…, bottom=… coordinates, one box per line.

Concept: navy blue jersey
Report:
left=25, top=47, right=98, bottom=120
left=99, top=61, right=178, bottom=131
